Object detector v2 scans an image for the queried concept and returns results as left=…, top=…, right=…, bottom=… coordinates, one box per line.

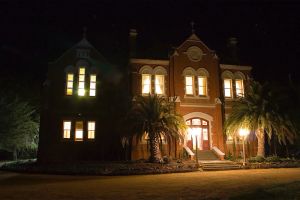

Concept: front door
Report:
left=186, top=118, right=210, bottom=151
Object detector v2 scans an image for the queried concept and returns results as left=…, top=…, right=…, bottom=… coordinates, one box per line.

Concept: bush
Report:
left=265, top=155, right=281, bottom=162
left=248, top=156, right=265, bottom=163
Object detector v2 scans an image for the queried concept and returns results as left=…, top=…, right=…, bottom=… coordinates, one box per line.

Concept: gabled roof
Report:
left=176, top=33, right=214, bottom=53
left=75, top=38, right=94, bottom=48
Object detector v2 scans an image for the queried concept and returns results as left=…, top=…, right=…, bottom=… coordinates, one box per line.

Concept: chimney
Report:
left=226, top=37, right=239, bottom=64
left=129, top=29, right=137, bottom=58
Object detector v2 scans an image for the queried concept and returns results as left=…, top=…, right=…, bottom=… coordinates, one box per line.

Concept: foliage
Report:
left=0, top=96, right=39, bottom=159
left=248, top=156, right=265, bottom=163
left=225, top=80, right=297, bottom=157
left=265, top=155, right=281, bottom=162
left=126, top=95, right=186, bottom=163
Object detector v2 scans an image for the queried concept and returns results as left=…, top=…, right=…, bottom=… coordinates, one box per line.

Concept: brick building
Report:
left=38, top=30, right=253, bottom=163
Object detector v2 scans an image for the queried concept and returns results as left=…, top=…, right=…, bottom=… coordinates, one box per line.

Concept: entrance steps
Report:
left=194, top=150, right=219, bottom=160
left=199, top=161, right=242, bottom=171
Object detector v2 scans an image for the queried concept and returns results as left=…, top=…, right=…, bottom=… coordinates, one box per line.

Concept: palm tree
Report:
left=126, top=94, right=186, bottom=163
left=225, top=80, right=297, bottom=157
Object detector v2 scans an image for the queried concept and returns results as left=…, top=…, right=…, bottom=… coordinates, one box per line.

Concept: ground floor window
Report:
left=62, top=120, right=96, bottom=141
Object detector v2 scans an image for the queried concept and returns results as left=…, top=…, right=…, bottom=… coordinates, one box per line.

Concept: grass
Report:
left=0, top=168, right=299, bottom=199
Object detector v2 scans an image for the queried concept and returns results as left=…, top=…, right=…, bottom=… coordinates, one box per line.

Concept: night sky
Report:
left=1, top=1, right=299, bottom=85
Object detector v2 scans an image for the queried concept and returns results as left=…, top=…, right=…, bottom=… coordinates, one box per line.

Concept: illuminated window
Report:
left=155, top=75, right=164, bottom=94
left=78, top=68, right=85, bottom=96
left=63, top=121, right=71, bottom=139
left=89, top=74, right=96, bottom=96
left=185, top=76, right=194, bottom=95
left=235, top=79, right=244, bottom=97
left=88, top=121, right=95, bottom=139
left=198, top=76, right=207, bottom=96
left=66, top=74, right=74, bottom=95
left=142, top=74, right=151, bottom=94
left=224, top=79, right=232, bottom=98
left=75, top=121, right=83, bottom=141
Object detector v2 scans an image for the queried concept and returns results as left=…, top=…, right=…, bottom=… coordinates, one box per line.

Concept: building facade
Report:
left=38, top=31, right=253, bottom=163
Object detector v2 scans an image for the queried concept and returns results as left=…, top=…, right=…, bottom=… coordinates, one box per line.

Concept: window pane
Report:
left=142, top=74, right=151, bottom=94
left=63, top=121, right=71, bottom=139
left=235, top=79, right=244, bottom=97
left=90, top=75, right=96, bottom=82
left=202, top=120, right=208, bottom=125
left=185, top=76, right=193, bottom=95
left=90, top=82, right=96, bottom=89
left=78, top=68, right=85, bottom=96
left=66, top=73, right=74, bottom=95
left=89, top=89, right=95, bottom=96
left=198, top=77, right=207, bottom=96
left=155, top=75, right=164, bottom=94
left=192, top=119, right=201, bottom=125
left=203, top=128, right=208, bottom=140
left=224, top=79, right=232, bottom=97
left=75, top=121, right=83, bottom=141
left=88, top=121, right=95, bottom=139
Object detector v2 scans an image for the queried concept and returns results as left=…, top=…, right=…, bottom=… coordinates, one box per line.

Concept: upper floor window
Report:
left=66, top=74, right=74, bottom=95
left=234, top=72, right=246, bottom=97
left=155, top=75, right=164, bottom=95
left=224, top=79, right=232, bottom=98
left=62, top=120, right=96, bottom=141
left=78, top=67, right=85, bottom=96
left=197, top=68, right=209, bottom=97
left=222, top=71, right=234, bottom=98
left=142, top=74, right=151, bottom=94
left=185, top=76, right=194, bottom=95
left=235, top=79, right=244, bottom=97
left=89, top=74, right=96, bottom=96
left=198, top=76, right=207, bottom=96
left=139, top=65, right=167, bottom=95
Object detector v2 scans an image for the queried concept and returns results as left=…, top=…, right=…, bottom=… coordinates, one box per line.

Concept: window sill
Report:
left=184, top=95, right=210, bottom=100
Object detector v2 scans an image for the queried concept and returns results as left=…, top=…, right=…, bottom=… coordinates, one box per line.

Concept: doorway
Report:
left=186, top=118, right=210, bottom=150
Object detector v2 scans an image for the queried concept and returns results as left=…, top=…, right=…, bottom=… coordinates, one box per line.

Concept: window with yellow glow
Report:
left=63, top=121, right=71, bottom=139
left=155, top=75, right=164, bottom=94
left=66, top=74, right=74, bottom=95
left=224, top=79, right=232, bottom=97
left=88, top=121, right=95, bottom=139
left=78, top=68, right=85, bottom=96
left=142, top=74, right=151, bottom=94
left=185, top=76, right=194, bottom=95
left=89, top=74, right=96, bottom=96
left=75, top=121, right=83, bottom=141
left=235, top=79, right=244, bottom=97
left=198, top=76, right=207, bottom=96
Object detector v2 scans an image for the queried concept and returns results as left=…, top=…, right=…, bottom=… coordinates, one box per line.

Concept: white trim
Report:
left=139, top=65, right=153, bottom=74
left=130, top=58, right=169, bottom=65
left=234, top=71, right=246, bottom=80
left=153, top=66, right=167, bottom=75
left=183, top=112, right=214, bottom=149
left=220, top=64, right=252, bottom=70
left=180, top=103, right=215, bottom=108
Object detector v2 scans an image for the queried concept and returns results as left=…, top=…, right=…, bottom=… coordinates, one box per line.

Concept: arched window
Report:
left=221, top=71, right=234, bottom=98
left=234, top=72, right=245, bottom=97
left=139, top=65, right=153, bottom=95
left=196, top=68, right=209, bottom=96
left=183, top=67, right=196, bottom=95
left=153, top=66, right=167, bottom=95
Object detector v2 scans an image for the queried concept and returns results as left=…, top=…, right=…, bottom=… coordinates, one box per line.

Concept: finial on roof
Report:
left=190, top=21, right=195, bottom=34
left=83, top=26, right=87, bottom=38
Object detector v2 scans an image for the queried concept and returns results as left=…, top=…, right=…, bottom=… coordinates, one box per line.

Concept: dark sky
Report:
left=1, top=0, right=299, bottom=84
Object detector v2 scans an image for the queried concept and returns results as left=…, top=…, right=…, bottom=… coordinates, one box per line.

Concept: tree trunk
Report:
left=256, top=129, right=265, bottom=157
left=149, top=134, right=162, bottom=163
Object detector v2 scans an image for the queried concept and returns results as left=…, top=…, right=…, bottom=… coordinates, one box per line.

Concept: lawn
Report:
left=0, top=168, right=299, bottom=199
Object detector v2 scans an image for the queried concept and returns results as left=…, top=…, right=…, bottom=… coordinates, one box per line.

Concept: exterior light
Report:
left=239, top=128, right=249, bottom=166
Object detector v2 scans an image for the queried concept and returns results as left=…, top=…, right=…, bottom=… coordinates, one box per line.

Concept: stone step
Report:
left=200, top=161, right=242, bottom=171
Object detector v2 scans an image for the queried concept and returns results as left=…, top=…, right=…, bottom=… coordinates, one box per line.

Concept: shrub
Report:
left=248, top=156, right=265, bottom=163
left=265, top=155, right=281, bottom=162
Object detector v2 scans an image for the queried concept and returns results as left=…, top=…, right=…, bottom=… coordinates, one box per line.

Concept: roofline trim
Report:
left=130, top=58, right=169, bottom=65
left=220, top=64, right=252, bottom=70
